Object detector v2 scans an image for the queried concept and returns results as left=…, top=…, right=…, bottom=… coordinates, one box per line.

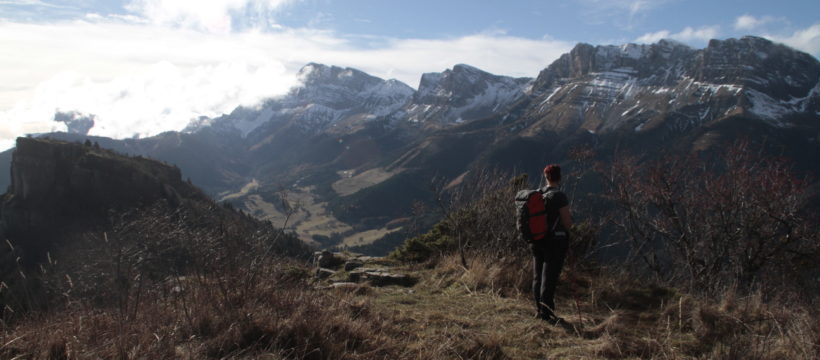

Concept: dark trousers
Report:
left=532, top=237, right=568, bottom=317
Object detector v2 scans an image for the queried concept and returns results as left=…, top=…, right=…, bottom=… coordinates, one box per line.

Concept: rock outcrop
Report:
left=0, top=137, right=211, bottom=263
left=1, top=137, right=204, bottom=233
left=313, top=251, right=415, bottom=287
left=524, top=36, right=820, bottom=135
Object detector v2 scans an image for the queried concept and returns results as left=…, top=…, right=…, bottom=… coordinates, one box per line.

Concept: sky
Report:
left=0, top=0, right=818, bottom=150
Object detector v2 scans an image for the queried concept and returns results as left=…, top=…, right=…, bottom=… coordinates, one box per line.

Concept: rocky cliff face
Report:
left=0, top=136, right=310, bottom=273
left=0, top=138, right=310, bottom=316
left=184, top=62, right=533, bottom=140
left=404, top=64, right=531, bottom=125
left=179, top=37, right=816, bottom=163
left=0, top=138, right=206, bottom=258
left=521, top=37, right=819, bottom=136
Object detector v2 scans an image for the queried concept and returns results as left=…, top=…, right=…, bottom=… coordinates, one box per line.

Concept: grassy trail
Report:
left=348, top=261, right=661, bottom=359
left=334, top=255, right=814, bottom=359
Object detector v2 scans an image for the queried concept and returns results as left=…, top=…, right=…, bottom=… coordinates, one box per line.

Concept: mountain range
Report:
left=3, top=36, right=818, bottom=254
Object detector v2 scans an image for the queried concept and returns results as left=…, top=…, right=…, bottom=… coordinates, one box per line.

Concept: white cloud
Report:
left=635, top=26, right=719, bottom=44
left=635, top=30, right=670, bottom=43
left=125, top=0, right=293, bottom=33
left=763, top=24, right=820, bottom=57
left=674, top=26, right=720, bottom=42
left=0, top=18, right=572, bottom=151
left=3, top=60, right=295, bottom=143
left=734, top=15, right=779, bottom=31
left=346, top=35, right=571, bottom=83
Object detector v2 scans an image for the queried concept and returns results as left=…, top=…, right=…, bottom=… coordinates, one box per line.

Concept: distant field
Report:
left=341, top=226, right=403, bottom=247
left=332, top=167, right=400, bottom=196
left=239, top=186, right=408, bottom=248
left=218, top=178, right=259, bottom=201
left=293, top=194, right=353, bottom=240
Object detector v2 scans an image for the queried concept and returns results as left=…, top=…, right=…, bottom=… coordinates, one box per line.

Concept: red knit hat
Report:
left=543, top=164, right=561, bottom=182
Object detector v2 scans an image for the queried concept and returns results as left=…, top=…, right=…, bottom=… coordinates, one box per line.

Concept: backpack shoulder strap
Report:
left=542, top=188, right=561, bottom=231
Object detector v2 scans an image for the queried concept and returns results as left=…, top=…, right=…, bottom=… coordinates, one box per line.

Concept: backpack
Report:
left=515, top=188, right=560, bottom=244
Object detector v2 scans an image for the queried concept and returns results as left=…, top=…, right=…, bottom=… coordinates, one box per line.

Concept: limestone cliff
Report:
left=0, top=138, right=309, bottom=314
left=0, top=137, right=207, bottom=262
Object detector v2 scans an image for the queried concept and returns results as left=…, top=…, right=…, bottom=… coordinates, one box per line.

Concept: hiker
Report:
left=532, top=164, right=572, bottom=322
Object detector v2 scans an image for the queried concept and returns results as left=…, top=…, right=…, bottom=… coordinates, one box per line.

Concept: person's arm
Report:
left=559, top=206, right=572, bottom=231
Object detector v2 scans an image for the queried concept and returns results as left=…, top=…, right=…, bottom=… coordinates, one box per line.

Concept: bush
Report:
left=390, top=222, right=457, bottom=262
left=390, top=170, right=528, bottom=263
left=601, top=139, right=818, bottom=294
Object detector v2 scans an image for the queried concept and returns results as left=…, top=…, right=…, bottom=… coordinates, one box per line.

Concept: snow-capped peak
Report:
left=186, top=63, right=415, bottom=137
left=409, top=64, right=532, bottom=124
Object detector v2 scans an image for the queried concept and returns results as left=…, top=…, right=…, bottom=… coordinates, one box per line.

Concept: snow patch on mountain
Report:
left=416, top=72, right=445, bottom=100
left=449, top=76, right=527, bottom=117
left=743, top=78, right=820, bottom=123
left=746, top=89, right=792, bottom=125
left=289, top=103, right=348, bottom=132
left=234, top=106, right=275, bottom=137
left=359, top=79, right=415, bottom=116
left=595, top=44, right=650, bottom=62
left=187, top=37, right=818, bottom=141
left=585, top=68, right=639, bottom=103
left=786, top=79, right=820, bottom=111
left=186, top=63, right=415, bottom=137
left=408, top=64, right=531, bottom=124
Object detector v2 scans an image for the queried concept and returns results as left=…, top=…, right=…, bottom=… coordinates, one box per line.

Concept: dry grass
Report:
left=374, top=253, right=818, bottom=360
left=2, top=251, right=816, bottom=359
left=1, top=262, right=401, bottom=359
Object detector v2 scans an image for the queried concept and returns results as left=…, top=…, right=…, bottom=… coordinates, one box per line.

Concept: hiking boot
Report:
left=537, top=313, right=569, bottom=327
left=535, top=312, right=556, bottom=322
left=550, top=316, right=568, bottom=326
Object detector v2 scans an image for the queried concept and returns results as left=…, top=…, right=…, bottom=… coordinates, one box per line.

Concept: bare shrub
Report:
left=390, top=169, right=527, bottom=266
left=680, top=289, right=818, bottom=359
left=438, top=169, right=529, bottom=258
left=601, top=139, right=818, bottom=293
left=577, top=268, right=818, bottom=360
left=2, top=255, right=403, bottom=359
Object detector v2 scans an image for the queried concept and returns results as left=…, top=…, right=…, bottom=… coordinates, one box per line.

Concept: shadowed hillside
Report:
left=0, top=139, right=815, bottom=358
left=0, top=137, right=309, bottom=315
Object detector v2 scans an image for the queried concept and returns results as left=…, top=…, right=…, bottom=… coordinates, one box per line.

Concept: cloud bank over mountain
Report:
left=0, top=17, right=571, bottom=150
left=0, top=0, right=817, bottom=150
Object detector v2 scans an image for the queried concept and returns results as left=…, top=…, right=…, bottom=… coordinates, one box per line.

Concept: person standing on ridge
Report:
left=533, top=164, right=573, bottom=323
